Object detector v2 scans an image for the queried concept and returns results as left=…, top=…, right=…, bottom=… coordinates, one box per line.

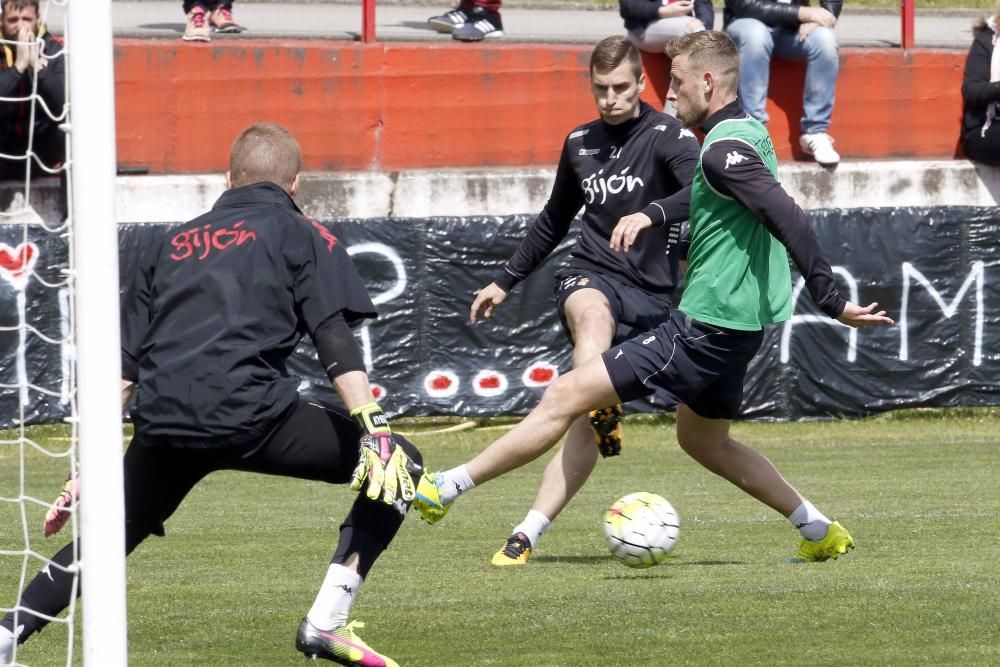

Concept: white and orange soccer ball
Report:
left=603, top=492, right=680, bottom=568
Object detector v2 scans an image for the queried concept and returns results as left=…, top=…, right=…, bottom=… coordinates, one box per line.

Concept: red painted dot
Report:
left=478, top=375, right=501, bottom=389
left=529, top=367, right=554, bottom=383
left=431, top=375, right=453, bottom=390
left=372, top=386, right=383, bottom=399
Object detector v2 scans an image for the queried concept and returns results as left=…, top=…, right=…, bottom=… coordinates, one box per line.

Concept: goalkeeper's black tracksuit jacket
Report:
left=495, top=101, right=698, bottom=299
left=121, top=182, right=378, bottom=447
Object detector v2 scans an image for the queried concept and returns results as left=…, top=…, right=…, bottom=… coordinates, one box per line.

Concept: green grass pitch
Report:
left=2, top=410, right=999, bottom=665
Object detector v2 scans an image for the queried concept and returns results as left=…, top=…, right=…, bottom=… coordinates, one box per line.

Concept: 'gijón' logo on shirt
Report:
left=169, top=220, right=256, bottom=261
left=305, top=217, right=338, bottom=252
left=581, top=166, right=644, bottom=205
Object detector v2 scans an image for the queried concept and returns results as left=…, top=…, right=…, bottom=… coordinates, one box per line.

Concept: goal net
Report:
left=0, top=0, right=126, bottom=664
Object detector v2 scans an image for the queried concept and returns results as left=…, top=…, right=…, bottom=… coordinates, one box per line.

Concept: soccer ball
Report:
left=603, top=492, right=680, bottom=568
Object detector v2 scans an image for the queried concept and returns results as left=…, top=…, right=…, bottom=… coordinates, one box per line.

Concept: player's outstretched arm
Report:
left=44, top=378, right=135, bottom=537
left=837, top=301, right=894, bottom=329
left=470, top=282, right=508, bottom=325
left=42, top=470, right=79, bottom=537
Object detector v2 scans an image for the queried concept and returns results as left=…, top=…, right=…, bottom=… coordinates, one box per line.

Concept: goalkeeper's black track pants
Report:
left=1, top=398, right=423, bottom=644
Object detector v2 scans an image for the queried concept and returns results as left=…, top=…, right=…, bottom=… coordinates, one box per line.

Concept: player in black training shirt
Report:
left=0, top=124, right=419, bottom=667
left=467, top=36, right=698, bottom=567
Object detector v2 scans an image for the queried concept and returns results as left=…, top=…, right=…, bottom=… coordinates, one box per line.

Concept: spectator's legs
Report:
left=182, top=0, right=211, bottom=11
left=773, top=26, right=839, bottom=134
left=627, top=16, right=704, bottom=54
left=473, top=0, right=501, bottom=15
left=726, top=18, right=774, bottom=125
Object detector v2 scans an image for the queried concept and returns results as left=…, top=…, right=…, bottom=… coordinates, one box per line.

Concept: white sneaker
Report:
left=0, top=624, right=22, bottom=665
left=799, top=132, right=840, bottom=166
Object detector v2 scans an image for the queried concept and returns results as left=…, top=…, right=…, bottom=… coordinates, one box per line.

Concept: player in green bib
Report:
left=681, top=117, right=793, bottom=331
left=413, top=31, right=894, bottom=563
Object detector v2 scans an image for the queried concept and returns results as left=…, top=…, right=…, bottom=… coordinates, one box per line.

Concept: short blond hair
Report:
left=229, top=123, right=302, bottom=191
left=666, top=30, right=740, bottom=94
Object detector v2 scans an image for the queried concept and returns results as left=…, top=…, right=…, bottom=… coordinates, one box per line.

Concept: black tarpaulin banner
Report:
left=2, top=206, right=999, bottom=428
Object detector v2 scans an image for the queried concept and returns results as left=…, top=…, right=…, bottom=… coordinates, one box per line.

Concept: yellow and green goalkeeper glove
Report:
left=349, top=402, right=416, bottom=505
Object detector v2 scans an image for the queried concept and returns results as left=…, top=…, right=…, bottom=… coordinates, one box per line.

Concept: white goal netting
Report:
left=1, top=0, right=126, bottom=664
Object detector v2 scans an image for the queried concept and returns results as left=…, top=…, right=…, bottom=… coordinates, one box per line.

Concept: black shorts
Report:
left=601, top=310, right=764, bottom=420
left=125, top=399, right=422, bottom=540
left=554, top=268, right=672, bottom=346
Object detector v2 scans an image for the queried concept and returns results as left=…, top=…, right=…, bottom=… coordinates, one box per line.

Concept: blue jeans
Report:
left=727, top=18, right=839, bottom=134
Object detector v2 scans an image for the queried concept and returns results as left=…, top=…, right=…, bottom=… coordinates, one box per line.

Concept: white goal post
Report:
left=66, top=0, right=128, bottom=664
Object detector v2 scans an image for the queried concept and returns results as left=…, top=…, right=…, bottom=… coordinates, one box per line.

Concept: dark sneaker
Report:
left=452, top=9, right=503, bottom=41
left=295, top=618, right=398, bottom=666
left=590, top=404, right=623, bottom=457
left=489, top=531, right=532, bottom=566
left=428, top=6, right=470, bottom=34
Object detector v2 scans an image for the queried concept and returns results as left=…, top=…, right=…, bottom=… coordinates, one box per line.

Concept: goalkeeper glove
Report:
left=348, top=402, right=417, bottom=505
left=43, top=469, right=80, bottom=537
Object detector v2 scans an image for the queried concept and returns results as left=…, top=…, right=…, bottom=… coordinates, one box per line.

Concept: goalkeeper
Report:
left=0, top=123, right=421, bottom=667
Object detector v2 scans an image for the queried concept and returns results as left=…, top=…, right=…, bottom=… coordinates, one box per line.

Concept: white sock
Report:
left=789, top=500, right=831, bottom=541
left=306, top=564, right=362, bottom=631
left=0, top=624, right=21, bottom=665
left=511, top=510, right=551, bottom=548
left=438, top=465, right=475, bottom=506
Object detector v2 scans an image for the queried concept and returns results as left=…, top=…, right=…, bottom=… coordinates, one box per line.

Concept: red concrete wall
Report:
left=113, top=39, right=965, bottom=173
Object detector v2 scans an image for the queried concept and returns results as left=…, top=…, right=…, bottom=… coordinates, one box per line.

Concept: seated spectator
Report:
left=725, top=0, right=842, bottom=166
left=620, top=0, right=714, bottom=54
left=183, top=1, right=243, bottom=42
left=961, top=1, right=1000, bottom=166
left=0, top=0, right=65, bottom=181
left=427, top=0, right=503, bottom=42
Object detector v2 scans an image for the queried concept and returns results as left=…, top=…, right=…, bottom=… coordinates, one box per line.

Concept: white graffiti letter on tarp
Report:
left=0, top=241, right=39, bottom=411
left=780, top=267, right=858, bottom=363
left=899, top=261, right=984, bottom=366
left=347, top=242, right=407, bottom=372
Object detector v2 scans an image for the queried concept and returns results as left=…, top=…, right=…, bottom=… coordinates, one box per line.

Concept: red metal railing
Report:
left=901, top=0, right=915, bottom=49
left=363, top=0, right=376, bottom=43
